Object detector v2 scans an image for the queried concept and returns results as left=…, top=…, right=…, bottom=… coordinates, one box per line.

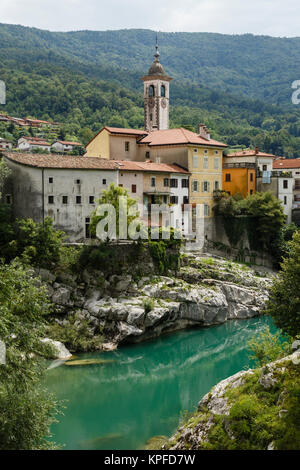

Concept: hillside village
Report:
left=0, top=21, right=300, bottom=452
left=1, top=41, right=300, bottom=247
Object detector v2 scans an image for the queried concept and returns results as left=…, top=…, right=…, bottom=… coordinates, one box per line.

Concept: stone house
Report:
left=18, top=136, right=51, bottom=152
left=3, top=153, right=119, bottom=242
left=3, top=153, right=190, bottom=241
left=51, top=140, right=83, bottom=153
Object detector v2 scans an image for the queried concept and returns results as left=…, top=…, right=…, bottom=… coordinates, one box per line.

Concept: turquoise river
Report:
left=46, top=316, right=276, bottom=450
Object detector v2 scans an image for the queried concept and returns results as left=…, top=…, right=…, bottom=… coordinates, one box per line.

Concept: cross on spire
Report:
left=154, top=33, right=160, bottom=60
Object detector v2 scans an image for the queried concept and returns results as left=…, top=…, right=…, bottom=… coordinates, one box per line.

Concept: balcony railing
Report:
left=257, top=170, right=293, bottom=178
left=223, top=163, right=256, bottom=169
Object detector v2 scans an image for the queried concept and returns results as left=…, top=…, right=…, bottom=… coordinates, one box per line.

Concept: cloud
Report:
left=1, top=0, right=299, bottom=36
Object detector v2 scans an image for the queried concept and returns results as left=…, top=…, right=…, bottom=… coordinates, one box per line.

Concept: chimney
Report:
left=199, top=124, right=211, bottom=140
left=255, top=146, right=259, bottom=155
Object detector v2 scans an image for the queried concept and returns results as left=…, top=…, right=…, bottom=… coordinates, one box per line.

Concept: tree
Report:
left=242, top=191, right=286, bottom=252
left=0, top=262, right=59, bottom=449
left=14, top=217, right=65, bottom=267
left=267, top=231, right=300, bottom=338
left=90, top=183, right=141, bottom=240
left=215, top=191, right=286, bottom=254
left=0, top=160, right=11, bottom=200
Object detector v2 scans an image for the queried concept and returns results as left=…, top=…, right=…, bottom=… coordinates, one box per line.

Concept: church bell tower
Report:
left=142, top=37, right=172, bottom=132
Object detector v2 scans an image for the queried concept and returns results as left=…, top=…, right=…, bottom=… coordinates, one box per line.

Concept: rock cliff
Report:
left=38, top=254, right=273, bottom=351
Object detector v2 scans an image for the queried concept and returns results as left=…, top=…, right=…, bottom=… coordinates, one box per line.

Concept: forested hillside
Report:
left=1, top=23, right=300, bottom=156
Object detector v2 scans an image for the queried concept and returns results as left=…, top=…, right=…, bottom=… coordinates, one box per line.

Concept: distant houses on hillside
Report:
left=0, top=112, right=60, bottom=129
left=16, top=137, right=83, bottom=153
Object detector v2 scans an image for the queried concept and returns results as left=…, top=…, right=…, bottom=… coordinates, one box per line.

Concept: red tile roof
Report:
left=21, top=136, right=48, bottom=142
left=114, top=160, right=190, bottom=174
left=55, top=141, right=82, bottom=146
left=226, top=150, right=275, bottom=158
left=105, top=127, right=148, bottom=136
left=3, top=153, right=190, bottom=174
left=138, top=128, right=227, bottom=148
left=273, top=158, right=300, bottom=169
left=4, top=153, right=118, bottom=170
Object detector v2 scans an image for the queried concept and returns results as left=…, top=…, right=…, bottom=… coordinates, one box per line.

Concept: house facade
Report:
left=3, top=153, right=118, bottom=242
left=18, top=136, right=51, bottom=152
left=224, top=149, right=294, bottom=222
left=51, top=140, right=83, bottom=153
left=3, top=153, right=190, bottom=242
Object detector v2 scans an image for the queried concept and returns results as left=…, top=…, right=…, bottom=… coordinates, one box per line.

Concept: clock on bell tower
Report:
left=141, top=37, right=172, bottom=132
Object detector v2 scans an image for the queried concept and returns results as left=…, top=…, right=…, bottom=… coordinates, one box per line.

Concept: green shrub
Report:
left=143, top=298, right=155, bottom=314
left=248, top=326, right=291, bottom=367
left=47, top=314, right=104, bottom=353
left=0, top=261, right=60, bottom=450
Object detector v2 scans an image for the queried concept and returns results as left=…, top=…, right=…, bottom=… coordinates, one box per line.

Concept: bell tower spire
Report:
left=141, top=34, right=172, bottom=132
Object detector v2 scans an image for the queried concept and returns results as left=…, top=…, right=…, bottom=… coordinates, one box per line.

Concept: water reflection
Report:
left=47, top=316, right=275, bottom=450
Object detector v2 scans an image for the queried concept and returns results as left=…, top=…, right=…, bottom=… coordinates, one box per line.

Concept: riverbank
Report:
left=41, top=253, right=274, bottom=354
left=162, top=343, right=300, bottom=450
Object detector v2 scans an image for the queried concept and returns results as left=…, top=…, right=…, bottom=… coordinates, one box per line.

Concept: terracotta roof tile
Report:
left=3, top=153, right=190, bottom=174
left=273, top=158, right=300, bottom=169
left=55, top=141, right=82, bottom=146
left=105, top=127, right=148, bottom=136
left=227, top=150, right=275, bottom=158
left=4, top=153, right=118, bottom=170
left=114, top=160, right=190, bottom=174
left=138, top=128, right=227, bottom=148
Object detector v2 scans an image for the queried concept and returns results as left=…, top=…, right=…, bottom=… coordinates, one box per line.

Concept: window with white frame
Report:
left=202, top=181, right=210, bottom=192
left=214, top=157, right=219, bottom=170
left=192, top=180, right=199, bottom=192
left=203, top=157, right=209, bottom=169
left=214, top=181, right=219, bottom=190
left=193, top=155, right=198, bottom=168
left=204, top=204, right=210, bottom=216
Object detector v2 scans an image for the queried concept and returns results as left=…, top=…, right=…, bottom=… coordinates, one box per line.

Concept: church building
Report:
left=85, top=39, right=228, bottom=238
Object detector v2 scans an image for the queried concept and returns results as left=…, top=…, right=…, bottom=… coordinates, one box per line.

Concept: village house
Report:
left=51, top=140, right=83, bottom=153
left=223, top=149, right=294, bottom=223
left=2, top=152, right=190, bottom=242
left=3, top=153, right=119, bottom=241
left=273, top=157, right=300, bottom=225
left=18, top=136, right=51, bottom=152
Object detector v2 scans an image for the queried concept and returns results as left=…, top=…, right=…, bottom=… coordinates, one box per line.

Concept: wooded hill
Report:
left=1, top=23, right=300, bottom=156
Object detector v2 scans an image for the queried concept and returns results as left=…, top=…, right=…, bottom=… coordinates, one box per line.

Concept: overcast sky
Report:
left=1, top=0, right=300, bottom=37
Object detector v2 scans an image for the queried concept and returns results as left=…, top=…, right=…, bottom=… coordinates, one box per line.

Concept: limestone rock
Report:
left=145, top=307, right=169, bottom=327
left=259, top=367, right=278, bottom=389
left=102, top=342, right=118, bottom=352
left=117, top=322, right=144, bottom=341
left=292, top=340, right=300, bottom=352
left=41, top=338, right=72, bottom=361
left=126, top=307, right=145, bottom=327
left=52, top=287, right=71, bottom=306
left=38, top=268, right=56, bottom=283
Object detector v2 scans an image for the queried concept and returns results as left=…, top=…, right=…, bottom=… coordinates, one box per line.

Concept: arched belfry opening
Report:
left=149, top=85, right=155, bottom=97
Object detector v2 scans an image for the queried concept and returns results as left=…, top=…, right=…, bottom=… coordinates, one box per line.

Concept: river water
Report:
left=46, top=316, right=276, bottom=450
